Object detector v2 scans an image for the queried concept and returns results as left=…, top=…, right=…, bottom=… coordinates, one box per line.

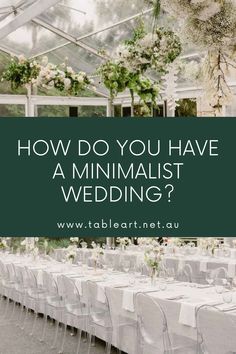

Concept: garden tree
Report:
left=175, top=99, right=197, bottom=117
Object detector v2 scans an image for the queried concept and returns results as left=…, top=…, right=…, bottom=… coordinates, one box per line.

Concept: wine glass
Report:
left=123, top=260, right=130, bottom=274
left=129, top=273, right=136, bottom=287
left=167, top=268, right=175, bottom=283
left=206, top=270, right=214, bottom=286
left=107, top=258, right=115, bottom=273
left=222, top=283, right=233, bottom=304
left=134, top=263, right=142, bottom=278
left=159, top=270, right=167, bottom=290
left=215, top=278, right=225, bottom=294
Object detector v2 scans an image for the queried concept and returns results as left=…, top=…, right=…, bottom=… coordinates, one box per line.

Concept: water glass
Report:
left=159, top=281, right=167, bottom=291
left=129, top=273, right=136, bottom=287
left=123, top=260, right=130, bottom=273
left=206, top=270, right=214, bottom=286
left=222, top=291, right=232, bottom=303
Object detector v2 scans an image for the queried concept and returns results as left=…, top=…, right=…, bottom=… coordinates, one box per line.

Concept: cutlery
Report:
left=113, top=285, right=130, bottom=288
left=166, top=295, right=186, bottom=300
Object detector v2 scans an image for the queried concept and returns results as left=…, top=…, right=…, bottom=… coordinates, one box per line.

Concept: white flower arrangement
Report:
left=32, top=246, right=39, bottom=257
left=167, top=238, right=183, bottom=247
left=0, top=238, right=8, bottom=249
left=161, top=0, right=236, bottom=114
left=2, top=55, right=92, bottom=96
left=162, top=62, right=180, bottom=112
left=116, top=237, right=132, bottom=247
left=144, top=244, right=164, bottom=272
left=66, top=245, right=77, bottom=262
left=70, top=237, right=79, bottom=245
left=91, top=243, right=104, bottom=262
left=117, top=26, right=181, bottom=75
left=137, top=237, right=160, bottom=249
left=199, top=238, right=220, bottom=253
left=81, top=241, right=87, bottom=248
left=37, top=59, right=92, bottom=96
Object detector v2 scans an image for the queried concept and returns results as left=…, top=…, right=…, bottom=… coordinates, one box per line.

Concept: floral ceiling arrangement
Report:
left=160, top=0, right=236, bottom=114
left=2, top=55, right=92, bottom=96
left=98, top=21, right=181, bottom=115
left=1, top=0, right=236, bottom=116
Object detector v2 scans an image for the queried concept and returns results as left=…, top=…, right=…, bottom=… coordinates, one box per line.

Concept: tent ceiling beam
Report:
left=0, top=45, right=18, bottom=57
left=0, top=0, right=61, bottom=41
left=29, top=8, right=153, bottom=59
left=31, top=17, right=107, bottom=60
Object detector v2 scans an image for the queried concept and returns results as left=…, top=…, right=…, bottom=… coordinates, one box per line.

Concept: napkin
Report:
left=179, top=298, right=210, bottom=328
left=122, top=289, right=136, bottom=312
left=97, top=285, right=106, bottom=303
left=75, top=279, right=83, bottom=296
left=97, top=282, right=130, bottom=304
left=37, top=270, right=43, bottom=286
left=122, top=287, right=159, bottom=312
left=179, top=302, right=198, bottom=327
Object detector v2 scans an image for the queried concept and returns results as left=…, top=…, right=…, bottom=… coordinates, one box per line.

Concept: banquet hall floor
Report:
left=0, top=299, right=117, bottom=354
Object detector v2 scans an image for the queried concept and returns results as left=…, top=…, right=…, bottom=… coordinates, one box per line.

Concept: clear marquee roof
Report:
left=0, top=0, right=201, bottom=97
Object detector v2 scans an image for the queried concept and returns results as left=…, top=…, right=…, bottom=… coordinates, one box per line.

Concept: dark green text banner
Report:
left=0, top=117, right=235, bottom=237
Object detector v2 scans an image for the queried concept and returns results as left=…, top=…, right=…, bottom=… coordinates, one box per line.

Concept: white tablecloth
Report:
left=1, top=253, right=236, bottom=354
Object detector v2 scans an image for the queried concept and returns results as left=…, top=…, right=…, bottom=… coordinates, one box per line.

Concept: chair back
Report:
left=213, top=267, right=228, bottom=281
left=0, top=260, right=10, bottom=280
left=196, top=304, right=236, bottom=354
left=59, top=275, right=84, bottom=312
left=5, top=263, right=16, bottom=282
left=41, top=270, right=59, bottom=296
left=135, top=293, right=171, bottom=353
left=24, top=267, right=38, bottom=290
left=86, top=280, right=112, bottom=327
left=177, top=263, right=193, bottom=283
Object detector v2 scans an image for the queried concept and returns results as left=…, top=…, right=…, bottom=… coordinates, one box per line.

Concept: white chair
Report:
left=86, top=280, right=136, bottom=354
left=0, top=260, right=16, bottom=320
left=58, top=275, right=89, bottom=354
left=21, top=267, right=47, bottom=335
left=177, top=263, right=193, bottom=283
left=196, top=304, right=236, bottom=354
left=136, top=293, right=197, bottom=354
left=86, top=280, right=114, bottom=354
left=12, top=264, right=31, bottom=327
left=6, top=263, right=28, bottom=323
left=213, top=267, right=228, bottom=282
left=40, top=270, right=66, bottom=350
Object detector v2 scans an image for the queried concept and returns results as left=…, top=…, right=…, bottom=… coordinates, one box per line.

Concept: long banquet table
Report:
left=53, top=247, right=236, bottom=282
left=1, top=253, right=236, bottom=354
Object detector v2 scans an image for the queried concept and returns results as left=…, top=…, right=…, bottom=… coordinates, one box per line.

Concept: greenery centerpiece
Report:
left=66, top=245, right=77, bottom=263
left=116, top=237, right=132, bottom=251
left=144, top=240, right=164, bottom=285
left=0, top=238, right=8, bottom=250
left=198, top=237, right=220, bottom=256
